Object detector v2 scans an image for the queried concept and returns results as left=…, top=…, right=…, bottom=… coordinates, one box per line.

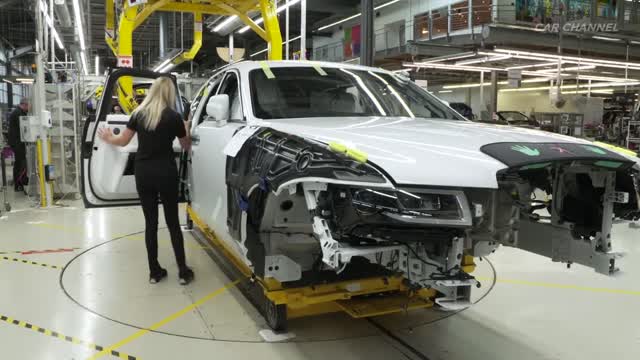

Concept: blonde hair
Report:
left=133, top=77, right=176, bottom=130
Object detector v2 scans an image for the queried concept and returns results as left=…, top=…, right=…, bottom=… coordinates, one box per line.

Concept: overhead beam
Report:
left=216, top=3, right=269, bottom=41
left=133, top=0, right=171, bottom=30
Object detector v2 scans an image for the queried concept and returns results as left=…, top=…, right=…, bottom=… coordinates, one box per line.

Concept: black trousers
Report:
left=11, top=143, right=27, bottom=189
left=135, top=159, right=187, bottom=274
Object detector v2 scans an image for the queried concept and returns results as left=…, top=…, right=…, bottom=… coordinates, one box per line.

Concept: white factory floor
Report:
left=1, top=189, right=640, bottom=360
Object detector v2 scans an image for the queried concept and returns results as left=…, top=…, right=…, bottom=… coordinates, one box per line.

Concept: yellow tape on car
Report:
left=260, top=61, right=275, bottom=79
left=329, top=142, right=368, bottom=163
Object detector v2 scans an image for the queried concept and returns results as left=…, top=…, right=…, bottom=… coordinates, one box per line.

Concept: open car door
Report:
left=81, top=68, right=186, bottom=208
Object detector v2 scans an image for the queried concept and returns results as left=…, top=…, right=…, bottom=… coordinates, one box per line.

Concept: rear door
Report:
left=81, top=68, right=185, bottom=208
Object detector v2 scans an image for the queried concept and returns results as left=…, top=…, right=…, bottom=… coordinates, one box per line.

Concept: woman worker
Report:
left=98, top=77, right=194, bottom=285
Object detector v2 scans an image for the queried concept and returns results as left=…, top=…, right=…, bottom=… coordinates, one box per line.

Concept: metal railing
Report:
left=312, top=0, right=640, bottom=63
left=313, top=2, right=494, bottom=62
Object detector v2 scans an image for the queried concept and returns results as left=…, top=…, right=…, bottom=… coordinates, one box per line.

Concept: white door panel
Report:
left=81, top=69, right=185, bottom=208
left=190, top=121, right=243, bottom=250
left=89, top=115, right=138, bottom=200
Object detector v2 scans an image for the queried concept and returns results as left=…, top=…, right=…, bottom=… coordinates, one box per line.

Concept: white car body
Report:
left=82, top=62, right=640, bottom=327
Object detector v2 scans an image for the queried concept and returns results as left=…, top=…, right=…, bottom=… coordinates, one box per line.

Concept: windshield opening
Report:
left=500, top=111, right=530, bottom=124
left=249, top=67, right=463, bottom=121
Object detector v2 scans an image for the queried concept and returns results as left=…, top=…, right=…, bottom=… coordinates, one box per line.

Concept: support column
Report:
left=360, top=0, right=374, bottom=66
left=301, top=0, right=307, bottom=59
left=489, top=70, right=498, bottom=121
left=229, top=33, right=234, bottom=63
left=285, top=0, right=290, bottom=60
left=479, top=71, right=484, bottom=116
left=6, top=59, right=13, bottom=109
left=159, top=12, right=169, bottom=58
left=617, top=0, right=624, bottom=30
left=468, top=0, right=472, bottom=33
left=35, top=0, right=52, bottom=207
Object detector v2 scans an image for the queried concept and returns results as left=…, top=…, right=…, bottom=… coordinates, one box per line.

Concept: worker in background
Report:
left=113, top=105, right=123, bottom=114
left=7, top=98, right=30, bottom=192
left=97, top=77, right=194, bottom=285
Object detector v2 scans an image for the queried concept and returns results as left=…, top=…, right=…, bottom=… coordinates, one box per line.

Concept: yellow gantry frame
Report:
left=105, top=0, right=283, bottom=113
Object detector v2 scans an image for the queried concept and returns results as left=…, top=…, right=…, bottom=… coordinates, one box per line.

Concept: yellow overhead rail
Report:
left=105, top=0, right=283, bottom=62
left=106, top=0, right=283, bottom=113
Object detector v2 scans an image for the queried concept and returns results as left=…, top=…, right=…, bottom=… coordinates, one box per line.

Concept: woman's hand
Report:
left=97, top=126, right=135, bottom=147
left=97, top=127, right=114, bottom=143
left=184, top=120, right=191, bottom=136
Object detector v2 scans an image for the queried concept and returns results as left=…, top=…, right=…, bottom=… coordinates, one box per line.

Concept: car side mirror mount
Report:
left=206, top=94, right=229, bottom=126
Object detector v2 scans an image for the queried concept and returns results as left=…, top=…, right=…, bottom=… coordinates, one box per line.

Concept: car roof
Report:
left=226, top=60, right=396, bottom=75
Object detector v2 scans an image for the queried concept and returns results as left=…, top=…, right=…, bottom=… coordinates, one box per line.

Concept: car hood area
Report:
left=259, top=116, right=591, bottom=189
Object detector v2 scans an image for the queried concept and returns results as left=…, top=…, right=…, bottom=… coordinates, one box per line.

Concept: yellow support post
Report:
left=115, top=4, right=139, bottom=114
left=105, top=0, right=116, bottom=54
left=176, top=12, right=203, bottom=62
left=36, top=139, right=46, bottom=207
left=47, top=139, right=53, bottom=199
left=259, top=0, right=283, bottom=60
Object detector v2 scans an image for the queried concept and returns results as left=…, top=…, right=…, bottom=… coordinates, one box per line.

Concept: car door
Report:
left=81, top=68, right=185, bottom=208
left=189, top=70, right=246, bottom=248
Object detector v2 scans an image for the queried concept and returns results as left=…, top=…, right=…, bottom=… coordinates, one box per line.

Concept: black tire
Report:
left=264, top=297, right=287, bottom=332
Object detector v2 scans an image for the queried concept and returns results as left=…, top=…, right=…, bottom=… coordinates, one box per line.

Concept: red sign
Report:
left=117, top=56, right=133, bottom=68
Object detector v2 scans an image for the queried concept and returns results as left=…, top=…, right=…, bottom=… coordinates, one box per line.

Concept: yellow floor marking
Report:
left=477, top=276, right=640, bottom=296
left=0, top=314, right=138, bottom=359
left=1, top=256, right=61, bottom=270
left=86, top=280, right=240, bottom=360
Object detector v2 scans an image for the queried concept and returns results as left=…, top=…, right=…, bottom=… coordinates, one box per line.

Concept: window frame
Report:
left=216, top=70, right=244, bottom=122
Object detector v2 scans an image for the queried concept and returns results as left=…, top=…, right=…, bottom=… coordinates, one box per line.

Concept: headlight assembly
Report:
left=351, top=188, right=472, bottom=226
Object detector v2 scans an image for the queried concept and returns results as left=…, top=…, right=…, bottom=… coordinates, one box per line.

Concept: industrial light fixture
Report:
left=456, top=55, right=511, bottom=66
left=416, top=52, right=476, bottom=64
left=2, top=79, right=14, bottom=84
left=499, top=81, right=640, bottom=93
left=631, top=41, right=640, bottom=45
left=505, top=62, right=559, bottom=70
left=537, top=65, right=597, bottom=72
left=16, top=78, right=35, bottom=84
left=250, top=35, right=301, bottom=57
left=317, top=0, right=400, bottom=31
left=392, top=68, right=413, bottom=73
left=493, top=48, right=640, bottom=70
left=438, top=90, right=453, bottom=93
left=238, top=0, right=301, bottom=34
left=564, top=89, right=614, bottom=94
left=153, top=58, right=173, bottom=72
left=152, top=49, right=184, bottom=72
left=442, top=77, right=552, bottom=89
left=158, top=63, right=176, bottom=73
left=80, top=52, right=88, bottom=75
left=592, top=36, right=622, bottom=42
left=406, top=61, right=634, bottom=84
left=213, top=15, right=238, bottom=32
left=71, top=0, right=85, bottom=50
left=40, top=0, right=64, bottom=49
left=95, top=55, right=100, bottom=76
left=404, top=62, right=501, bottom=72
